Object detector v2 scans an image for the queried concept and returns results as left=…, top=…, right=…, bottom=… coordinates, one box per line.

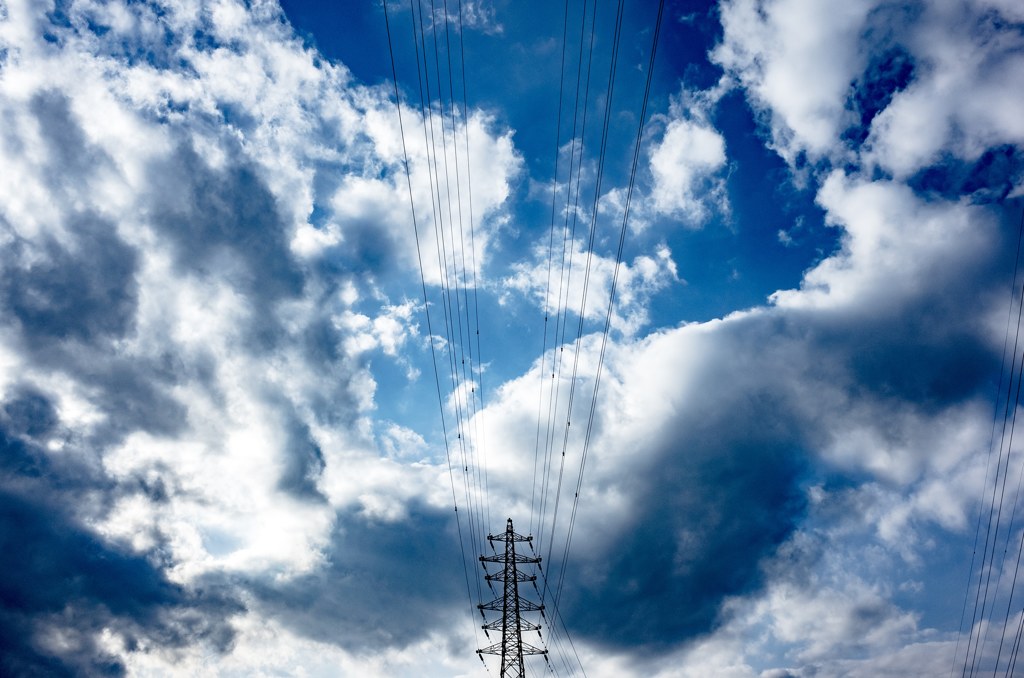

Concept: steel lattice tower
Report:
left=477, top=518, right=547, bottom=677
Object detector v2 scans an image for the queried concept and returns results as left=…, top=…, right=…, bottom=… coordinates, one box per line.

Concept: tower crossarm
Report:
left=477, top=642, right=505, bottom=656
left=487, top=529, right=533, bottom=543
left=518, top=641, right=547, bottom=656
left=480, top=553, right=541, bottom=564
left=478, top=597, right=544, bottom=612
left=483, top=618, right=541, bottom=632
left=485, top=570, right=537, bottom=583
left=513, top=597, right=543, bottom=612
left=477, top=640, right=547, bottom=657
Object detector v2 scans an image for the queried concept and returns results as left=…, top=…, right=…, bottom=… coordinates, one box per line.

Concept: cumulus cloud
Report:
left=0, top=0, right=518, bottom=672
left=503, top=239, right=680, bottom=336
left=713, top=0, right=1024, bottom=189
left=476, top=3, right=1020, bottom=672
left=713, top=0, right=875, bottom=166
left=863, top=2, right=1024, bottom=180
left=477, top=185, right=1003, bottom=669
left=1, top=0, right=1021, bottom=675
left=0, top=419, right=241, bottom=676
left=648, top=92, right=729, bottom=223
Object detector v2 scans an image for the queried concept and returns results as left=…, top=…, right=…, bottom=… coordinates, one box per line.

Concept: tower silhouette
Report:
left=477, top=518, right=547, bottom=677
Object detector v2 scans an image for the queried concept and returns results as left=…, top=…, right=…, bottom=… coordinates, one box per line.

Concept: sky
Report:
left=0, top=0, right=1023, bottom=676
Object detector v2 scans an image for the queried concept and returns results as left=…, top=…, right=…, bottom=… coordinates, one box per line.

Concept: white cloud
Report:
left=864, top=1, right=1024, bottom=178
left=328, top=108, right=521, bottom=286
left=379, top=422, right=430, bottom=462
left=504, top=239, right=679, bottom=336
left=336, top=300, right=418, bottom=357
left=474, top=153, right=1005, bottom=672
left=649, top=115, right=728, bottom=223
left=714, top=0, right=1024, bottom=186
left=0, top=0, right=521, bottom=668
left=713, top=0, right=875, bottom=166
left=771, top=171, right=995, bottom=311
left=0, top=0, right=1020, bottom=674
left=115, top=609, right=482, bottom=678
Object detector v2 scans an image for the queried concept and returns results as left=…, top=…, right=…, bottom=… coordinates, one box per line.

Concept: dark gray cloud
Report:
left=329, top=204, right=403, bottom=279
left=3, top=384, right=59, bottom=439
left=0, top=88, right=193, bottom=445
left=246, top=504, right=466, bottom=651
left=0, top=424, right=242, bottom=676
left=1, top=215, right=137, bottom=346
left=554, top=200, right=1009, bottom=654
left=30, top=90, right=112, bottom=200
left=562, top=430, right=806, bottom=651
left=275, top=404, right=328, bottom=501
left=553, top=329, right=812, bottom=651
left=148, top=143, right=304, bottom=310
left=0, top=216, right=188, bottom=442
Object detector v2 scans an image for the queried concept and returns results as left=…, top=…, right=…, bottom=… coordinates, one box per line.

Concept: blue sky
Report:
left=0, top=0, right=1023, bottom=676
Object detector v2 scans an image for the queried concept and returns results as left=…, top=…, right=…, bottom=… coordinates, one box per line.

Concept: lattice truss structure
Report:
left=477, top=519, right=548, bottom=677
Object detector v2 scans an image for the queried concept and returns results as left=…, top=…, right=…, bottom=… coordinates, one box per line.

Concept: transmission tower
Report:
left=477, top=518, right=548, bottom=677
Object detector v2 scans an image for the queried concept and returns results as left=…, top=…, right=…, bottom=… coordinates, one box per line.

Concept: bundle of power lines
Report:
left=952, top=209, right=1024, bottom=678
left=383, top=0, right=665, bottom=674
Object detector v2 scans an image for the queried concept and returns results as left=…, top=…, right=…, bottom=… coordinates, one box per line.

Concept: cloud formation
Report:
left=648, top=92, right=729, bottom=223
left=0, top=0, right=1021, bottom=675
left=0, top=0, right=518, bottom=673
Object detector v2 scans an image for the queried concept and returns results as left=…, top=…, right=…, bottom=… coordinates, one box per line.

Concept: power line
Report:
left=554, top=0, right=666, bottom=614
left=412, top=0, right=487, bottom=604
left=987, top=210, right=1024, bottom=676
left=421, top=0, right=491, bottom=581
left=531, top=0, right=572, bottom=540
left=455, top=0, right=491, bottom=534
left=954, top=208, right=1024, bottom=677
left=430, top=0, right=485, bottom=589
left=537, top=0, right=599, bottom=559
left=965, top=263, right=1024, bottom=676
left=529, top=539, right=588, bottom=677
left=442, top=0, right=489, bottom=543
left=392, top=2, right=665, bottom=672
left=951, top=214, right=1023, bottom=676
left=381, top=0, right=478, bottom=645
left=542, top=0, right=627, bottom=606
